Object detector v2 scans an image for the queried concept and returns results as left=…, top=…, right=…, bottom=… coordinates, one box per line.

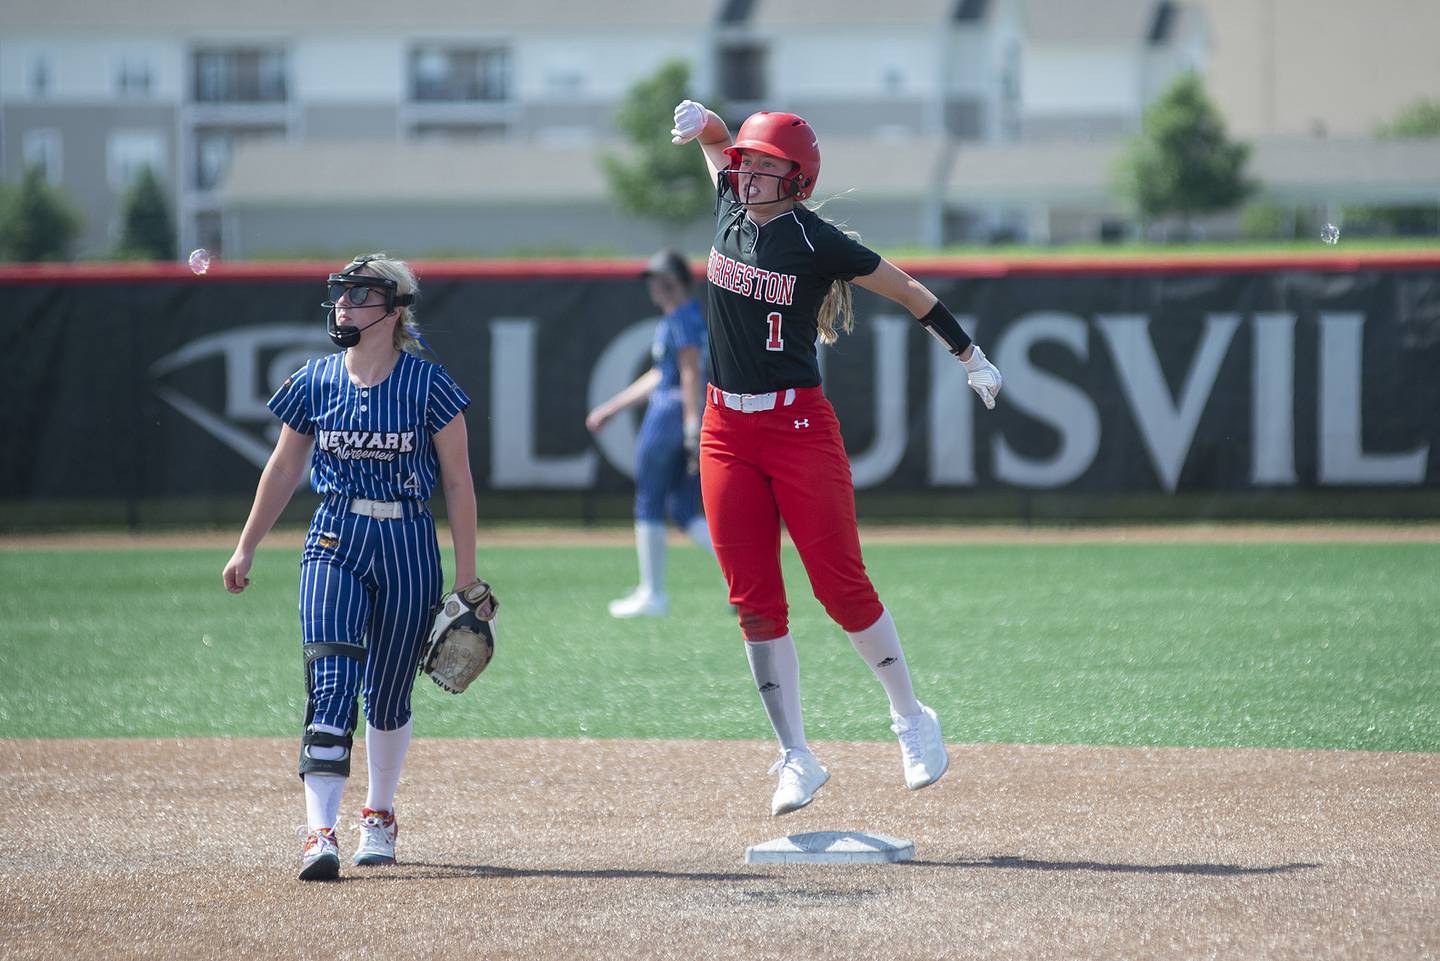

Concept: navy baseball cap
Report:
left=642, top=250, right=692, bottom=285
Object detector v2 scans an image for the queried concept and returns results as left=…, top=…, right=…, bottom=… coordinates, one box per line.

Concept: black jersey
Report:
left=704, top=191, right=881, bottom=394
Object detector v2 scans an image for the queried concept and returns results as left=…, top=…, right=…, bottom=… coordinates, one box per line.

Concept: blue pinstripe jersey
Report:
left=652, top=297, right=707, bottom=391
left=268, top=351, right=470, bottom=502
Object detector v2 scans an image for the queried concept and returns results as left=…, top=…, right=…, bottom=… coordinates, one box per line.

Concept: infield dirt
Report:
left=2, top=737, right=1435, bottom=961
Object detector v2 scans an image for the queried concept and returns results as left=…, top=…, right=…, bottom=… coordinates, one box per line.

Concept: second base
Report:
left=745, top=831, right=915, bottom=865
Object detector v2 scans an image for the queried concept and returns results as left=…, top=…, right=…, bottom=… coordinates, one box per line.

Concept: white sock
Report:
left=304, top=773, right=346, bottom=831
left=846, top=608, right=922, bottom=717
left=364, top=717, right=413, bottom=812
left=744, top=634, right=807, bottom=753
left=636, top=521, right=667, bottom=597
left=684, top=515, right=717, bottom=558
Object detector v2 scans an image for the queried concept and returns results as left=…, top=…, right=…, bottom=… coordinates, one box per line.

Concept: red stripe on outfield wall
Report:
left=1, top=252, right=1438, bottom=285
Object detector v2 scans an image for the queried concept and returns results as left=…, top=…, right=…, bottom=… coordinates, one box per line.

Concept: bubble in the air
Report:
left=1320, top=223, right=1340, bottom=245
left=188, top=248, right=211, bottom=274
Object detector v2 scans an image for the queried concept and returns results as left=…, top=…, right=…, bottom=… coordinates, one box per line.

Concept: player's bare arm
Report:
left=852, top=260, right=949, bottom=338
left=433, top=413, right=478, bottom=590
left=223, top=424, right=315, bottom=593
left=586, top=367, right=663, bottom=432
left=677, top=344, right=702, bottom=434
left=671, top=99, right=732, bottom=183
left=854, top=259, right=1004, bottom=410
left=677, top=345, right=703, bottom=470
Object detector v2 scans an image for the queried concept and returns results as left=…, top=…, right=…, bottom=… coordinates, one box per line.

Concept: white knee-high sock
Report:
left=744, top=634, right=808, bottom=753
left=364, top=717, right=413, bottom=812
left=302, top=723, right=348, bottom=830
left=846, top=608, right=922, bottom=717
left=635, top=521, right=667, bottom=597
left=304, top=774, right=345, bottom=831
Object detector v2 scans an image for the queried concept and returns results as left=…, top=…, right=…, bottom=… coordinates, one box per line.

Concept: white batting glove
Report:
left=962, top=344, right=1002, bottom=410
left=671, top=100, right=708, bottom=145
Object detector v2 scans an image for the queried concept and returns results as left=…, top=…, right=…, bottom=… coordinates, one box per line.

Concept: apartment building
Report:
left=10, top=1, right=1429, bottom=257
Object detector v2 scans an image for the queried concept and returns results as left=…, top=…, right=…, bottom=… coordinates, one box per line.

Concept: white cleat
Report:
left=353, top=807, right=398, bottom=866
left=769, top=749, right=830, bottom=816
left=298, top=827, right=340, bottom=881
left=607, top=589, right=669, bottom=619
left=891, top=704, right=950, bottom=790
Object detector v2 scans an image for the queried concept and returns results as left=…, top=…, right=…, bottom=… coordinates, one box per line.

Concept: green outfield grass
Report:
left=1, top=542, right=1435, bottom=750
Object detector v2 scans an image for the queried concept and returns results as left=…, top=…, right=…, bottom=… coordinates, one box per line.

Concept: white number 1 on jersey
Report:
left=765, top=311, right=784, bottom=351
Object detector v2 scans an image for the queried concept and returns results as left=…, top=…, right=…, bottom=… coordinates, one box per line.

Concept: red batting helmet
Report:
left=723, top=112, right=821, bottom=201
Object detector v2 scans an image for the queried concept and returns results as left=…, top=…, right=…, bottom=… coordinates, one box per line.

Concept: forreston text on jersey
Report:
left=707, top=249, right=797, bottom=306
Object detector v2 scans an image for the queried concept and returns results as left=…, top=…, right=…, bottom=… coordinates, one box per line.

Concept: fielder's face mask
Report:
left=323, top=256, right=415, bottom=349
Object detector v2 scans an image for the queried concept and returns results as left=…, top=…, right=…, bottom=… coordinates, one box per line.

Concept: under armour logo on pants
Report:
left=794, top=419, right=809, bottom=429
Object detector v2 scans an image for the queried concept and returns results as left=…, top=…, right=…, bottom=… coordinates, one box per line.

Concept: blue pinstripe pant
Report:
left=635, top=391, right=701, bottom=526
left=299, top=498, right=443, bottom=733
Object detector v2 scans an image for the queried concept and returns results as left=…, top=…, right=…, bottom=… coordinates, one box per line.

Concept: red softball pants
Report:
left=699, top=385, right=884, bottom=641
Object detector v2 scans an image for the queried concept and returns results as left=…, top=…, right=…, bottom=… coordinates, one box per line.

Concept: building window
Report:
left=410, top=45, right=511, bottom=102
left=29, top=55, right=52, bottom=98
left=193, top=125, right=284, bottom=190
left=718, top=43, right=766, bottom=102
left=193, top=210, right=224, bottom=257
left=718, top=0, right=757, bottom=24
left=117, top=57, right=153, bottom=98
left=999, top=40, right=1022, bottom=141
left=108, top=131, right=166, bottom=190
left=22, top=129, right=63, bottom=182
left=545, top=68, right=585, bottom=98
left=195, top=131, right=231, bottom=190
left=193, top=48, right=287, bottom=103
left=411, top=123, right=508, bottom=142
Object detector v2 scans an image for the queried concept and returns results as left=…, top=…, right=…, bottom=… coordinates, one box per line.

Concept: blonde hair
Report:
left=804, top=199, right=860, bottom=345
left=348, top=252, right=422, bottom=354
left=816, top=281, right=853, bottom=346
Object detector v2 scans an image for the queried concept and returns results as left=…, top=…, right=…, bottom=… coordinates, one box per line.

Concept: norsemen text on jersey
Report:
left=707, top=249, right=798, bottom=306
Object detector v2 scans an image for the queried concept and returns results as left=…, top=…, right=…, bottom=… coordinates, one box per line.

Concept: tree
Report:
left=0, top=166, right=82, bottom=262
left=1114, top=73, right=1254, bottom=237
left=1377, top=97, right=1440, bottom=139
left=600, top=59, right=715, bottom=231
left=1345, top=98, right=1440, bottom=236
left=114, top=165, right=176, bottom=260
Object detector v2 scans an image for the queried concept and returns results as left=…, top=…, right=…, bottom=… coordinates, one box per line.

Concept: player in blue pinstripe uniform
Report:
left=222, top=254, right=479, bottom=881
left=586, top=250, right=718, bottom=617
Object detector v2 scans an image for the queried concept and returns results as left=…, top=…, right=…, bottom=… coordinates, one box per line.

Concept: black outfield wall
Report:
left=2, top=254, right=1437, bottom=529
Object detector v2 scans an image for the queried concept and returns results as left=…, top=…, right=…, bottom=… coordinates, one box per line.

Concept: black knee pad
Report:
left=298, top=642, right=365, bottom=778
left=299, top=727, right=353, bottom=778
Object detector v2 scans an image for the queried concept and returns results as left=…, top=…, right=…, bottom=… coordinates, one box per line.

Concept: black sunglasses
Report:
left=327, top=281, right=388, bottom=307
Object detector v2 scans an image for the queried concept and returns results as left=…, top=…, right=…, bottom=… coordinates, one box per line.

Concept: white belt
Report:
left=709, top=385, right=797, bottom=413
left=349, top=498, right=405, bottom=520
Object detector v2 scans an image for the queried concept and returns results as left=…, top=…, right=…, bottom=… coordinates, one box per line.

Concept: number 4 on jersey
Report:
left=766, top=311, right=784, bottom=351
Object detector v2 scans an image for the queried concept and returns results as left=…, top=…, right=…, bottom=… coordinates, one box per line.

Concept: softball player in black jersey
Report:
left=670, top=100, right=1003, bottom=816
left=223, top=254, right=479, bottom=880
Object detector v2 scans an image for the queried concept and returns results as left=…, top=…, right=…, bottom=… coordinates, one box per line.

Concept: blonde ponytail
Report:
left=806, top=198, right=860, bottom=345
left=816, top=280, right=854, bottom=345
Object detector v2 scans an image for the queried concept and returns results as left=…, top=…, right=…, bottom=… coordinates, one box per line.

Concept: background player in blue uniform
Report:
left=586, top=250, right=719, bottom=618
left=222, top=254, right=480, bottom=880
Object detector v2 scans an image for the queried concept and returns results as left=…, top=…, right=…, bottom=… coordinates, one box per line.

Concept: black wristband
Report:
left=917, top=301, right=973, bottom=356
